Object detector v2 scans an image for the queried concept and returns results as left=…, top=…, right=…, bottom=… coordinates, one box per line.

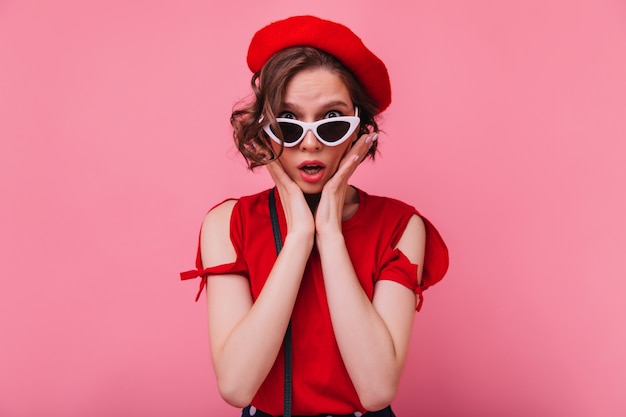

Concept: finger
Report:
left=339, top=132, right=379, bottom=176
left=266, top=160, right=292, bottom=187
left=354, top=132, right=378, bottom=162
left=321, top=134, right=376, bottom=195
left=266, top=159, right=306, bottom=206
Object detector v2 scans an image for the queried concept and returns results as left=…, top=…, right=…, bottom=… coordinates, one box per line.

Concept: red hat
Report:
left=247, top=15, right=392, bottom=113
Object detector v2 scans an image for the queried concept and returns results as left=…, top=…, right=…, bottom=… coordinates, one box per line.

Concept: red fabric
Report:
left=180, top=188, right=448, bottom=414
left=246, top=15, right=392, bottom=113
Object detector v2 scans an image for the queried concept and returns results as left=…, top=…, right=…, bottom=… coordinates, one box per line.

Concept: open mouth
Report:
left=297, top=161, right=326, bottom=183
left=300, top=164, right=324, bottom=175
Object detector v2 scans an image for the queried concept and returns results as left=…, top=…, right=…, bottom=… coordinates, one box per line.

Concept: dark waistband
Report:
left=241, top=405, right=395, bottom=417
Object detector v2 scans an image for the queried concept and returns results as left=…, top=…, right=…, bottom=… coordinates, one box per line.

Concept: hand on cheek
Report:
left=315, top=132, right=378, bottom=234
left=342, top=132, right=379, bottom=178
left=266, top=160, right=315, bottom=237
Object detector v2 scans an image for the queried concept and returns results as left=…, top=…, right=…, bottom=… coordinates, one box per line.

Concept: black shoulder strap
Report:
left=269, top=187, right=283, bottom=253
left=269, top=188, right=293, bottom=417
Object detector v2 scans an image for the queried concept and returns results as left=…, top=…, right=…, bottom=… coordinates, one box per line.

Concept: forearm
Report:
left=208, top=232, right=313, bottom=406
left=316, top=233, right=410, bottom=410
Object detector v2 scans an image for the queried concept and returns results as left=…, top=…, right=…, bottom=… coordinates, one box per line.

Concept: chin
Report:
left=298, top=181, right=325, bottom=195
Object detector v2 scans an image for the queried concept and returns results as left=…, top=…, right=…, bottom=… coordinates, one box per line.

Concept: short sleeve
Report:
left=377, top=214, right=449, bottom=312
left=420, top=215, right=449, bottom=291
left=180, top=200, right=248, bottom=301
left=377, top=246, right=424, bottom=310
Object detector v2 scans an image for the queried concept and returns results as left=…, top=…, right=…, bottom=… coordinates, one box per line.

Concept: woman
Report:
left=181, top=15, right=449, bottom=417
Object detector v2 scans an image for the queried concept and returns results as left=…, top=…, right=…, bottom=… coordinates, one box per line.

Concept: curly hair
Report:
left=231, top=46, right=381, bottom=169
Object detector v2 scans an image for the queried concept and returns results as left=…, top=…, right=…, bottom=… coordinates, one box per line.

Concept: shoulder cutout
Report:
left=200, top=199, right=238, bottom=268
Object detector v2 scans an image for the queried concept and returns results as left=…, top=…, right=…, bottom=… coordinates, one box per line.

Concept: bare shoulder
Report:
left=202, top=199, right=238, bottom=227
left=200, top=199, right=239, bottom=267
left=395, top=214, right=426, bottom=284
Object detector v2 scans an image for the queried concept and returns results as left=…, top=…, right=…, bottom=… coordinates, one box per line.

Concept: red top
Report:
left=181, top=188, right=449, bottom=415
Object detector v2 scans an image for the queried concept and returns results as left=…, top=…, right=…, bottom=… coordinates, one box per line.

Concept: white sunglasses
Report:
left=263, top=107, right=360, bottom=147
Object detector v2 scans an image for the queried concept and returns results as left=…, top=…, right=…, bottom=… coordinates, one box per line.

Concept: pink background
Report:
left=1, top=0, right=625, bottom=416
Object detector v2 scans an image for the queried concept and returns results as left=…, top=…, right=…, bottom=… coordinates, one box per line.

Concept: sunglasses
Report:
left=263, top=107, right=360, bottom=147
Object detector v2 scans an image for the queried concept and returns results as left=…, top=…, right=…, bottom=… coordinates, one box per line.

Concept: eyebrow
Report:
left=322, top=100, right=351, bottom=109
left=281, top=101, right=351, bottom=112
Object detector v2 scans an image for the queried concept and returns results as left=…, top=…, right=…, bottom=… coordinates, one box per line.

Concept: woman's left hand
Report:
left=315, top=132, right=378, bottom=236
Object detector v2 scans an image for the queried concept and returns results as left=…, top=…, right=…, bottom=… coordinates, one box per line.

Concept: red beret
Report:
left=247, top=15, right=392, bottom=113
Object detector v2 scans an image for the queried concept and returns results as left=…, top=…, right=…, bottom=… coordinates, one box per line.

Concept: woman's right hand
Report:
left=266, top=159, right=315, bottom=239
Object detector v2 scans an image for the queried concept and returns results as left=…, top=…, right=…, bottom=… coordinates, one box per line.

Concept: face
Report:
left=271, top=68, right=357, bottom=194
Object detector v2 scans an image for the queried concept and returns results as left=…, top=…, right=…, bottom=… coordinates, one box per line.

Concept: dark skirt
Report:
left=241, top=405, right=396, bottom=417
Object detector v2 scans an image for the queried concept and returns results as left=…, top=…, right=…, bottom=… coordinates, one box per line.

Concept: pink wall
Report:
left=1, top=1, right=625, bottom=416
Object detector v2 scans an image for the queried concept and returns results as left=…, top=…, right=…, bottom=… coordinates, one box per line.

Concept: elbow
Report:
left=358, top=385, right=398, bottom=412
left=216, top=376, right=256, bottom=408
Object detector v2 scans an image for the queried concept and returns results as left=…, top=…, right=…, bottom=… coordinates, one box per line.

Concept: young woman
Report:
left=181, top=15, right=449, bottom=417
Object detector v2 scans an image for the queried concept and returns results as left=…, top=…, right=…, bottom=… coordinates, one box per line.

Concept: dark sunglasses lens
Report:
left=275, top=122, right=303, bottom=144
left=317, top=121, right=351, bottom=142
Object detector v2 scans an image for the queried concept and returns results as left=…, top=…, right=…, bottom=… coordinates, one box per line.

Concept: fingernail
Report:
left=365, top=136, right=372, bottom=145
left=367, top=133, right=378, bottom=149
left=353, top=155, right=360, bottom=162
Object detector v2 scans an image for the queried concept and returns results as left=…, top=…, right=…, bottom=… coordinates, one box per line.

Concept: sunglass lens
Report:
left=276, top=122, right=303, bottom=144
left=317, top=121, right=351, bottom=142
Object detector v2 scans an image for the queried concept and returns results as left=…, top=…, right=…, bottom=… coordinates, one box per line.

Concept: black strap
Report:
left=269, top=188, right=293, bottom=417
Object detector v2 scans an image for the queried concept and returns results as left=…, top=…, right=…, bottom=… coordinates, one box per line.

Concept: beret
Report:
left=247, top=15, right=392, bottom=113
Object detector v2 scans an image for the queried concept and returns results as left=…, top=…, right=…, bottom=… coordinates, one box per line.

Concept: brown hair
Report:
left=231, top=46, right=380, bottom=169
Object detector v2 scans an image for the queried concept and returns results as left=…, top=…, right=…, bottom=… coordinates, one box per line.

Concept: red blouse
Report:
left=181, top=188, right=448, bottom=415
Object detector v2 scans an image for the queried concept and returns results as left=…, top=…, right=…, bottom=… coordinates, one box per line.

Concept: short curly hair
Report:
left=231, top=46, right=380, bottom=170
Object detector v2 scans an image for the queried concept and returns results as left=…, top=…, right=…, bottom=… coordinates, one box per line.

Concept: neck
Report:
left=303, top=187, right=358, bottom=217
left=304, top=192, right=322, bottom=214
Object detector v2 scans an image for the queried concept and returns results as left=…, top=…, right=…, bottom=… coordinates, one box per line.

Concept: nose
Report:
left=299, top=128, right=322, bottom=151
